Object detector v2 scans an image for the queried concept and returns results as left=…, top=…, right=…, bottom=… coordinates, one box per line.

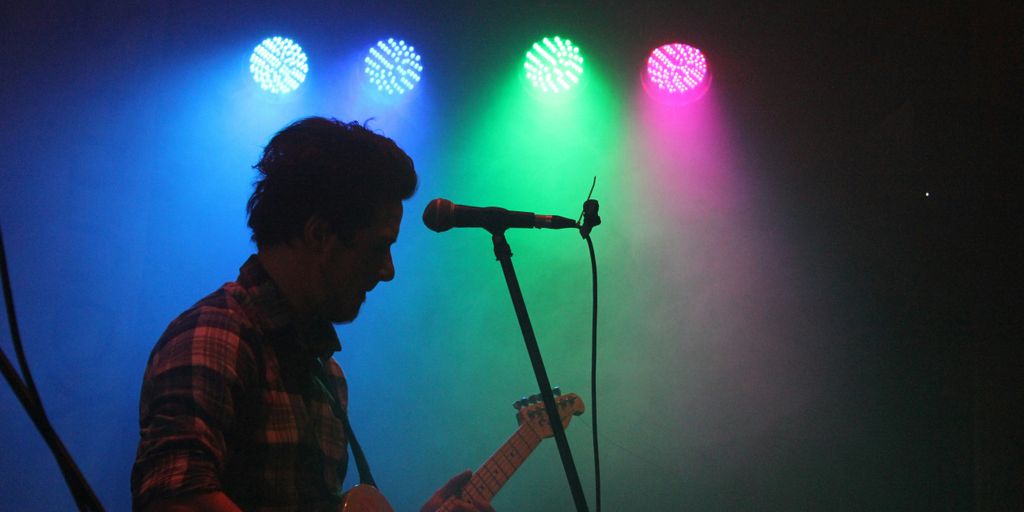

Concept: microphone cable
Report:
left=577, top=179, right=602, bottom=512
left=585, top=235, right=601, bottom=512
left=0, top=223, right=106, bottom=511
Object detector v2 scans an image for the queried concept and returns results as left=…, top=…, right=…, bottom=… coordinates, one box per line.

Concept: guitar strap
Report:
left=314, top=358, right=378, bottom=489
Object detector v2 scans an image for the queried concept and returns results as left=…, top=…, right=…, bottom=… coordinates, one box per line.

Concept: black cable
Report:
left=0, top=224, right=105, bottom=511
left=577, top=178, right=602, bottom=512
left=584, top=234, right=601, bottom=512
left=1, top=226, right=42, bottom=410
left=0, top=351, right=100, bottom=511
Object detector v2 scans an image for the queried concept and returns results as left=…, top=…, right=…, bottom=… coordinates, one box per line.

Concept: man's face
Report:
left=315, top=201, right=403, bottom=323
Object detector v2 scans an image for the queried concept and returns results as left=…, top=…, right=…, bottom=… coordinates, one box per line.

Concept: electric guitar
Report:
left=340, top=390, right=586, bottom=511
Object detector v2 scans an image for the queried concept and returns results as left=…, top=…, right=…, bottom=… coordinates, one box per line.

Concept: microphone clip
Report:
left=580, top=199, right=601, bottom=239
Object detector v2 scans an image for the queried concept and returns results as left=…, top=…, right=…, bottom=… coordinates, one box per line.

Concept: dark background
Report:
left=1, top=1, right=1020, bottom=510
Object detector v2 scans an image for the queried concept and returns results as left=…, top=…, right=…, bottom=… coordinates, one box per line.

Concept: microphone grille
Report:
left=422, top=198, right=455, bottom=232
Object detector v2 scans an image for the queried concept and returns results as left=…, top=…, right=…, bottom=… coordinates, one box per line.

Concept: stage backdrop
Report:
left=1, top=1, right=994, bottom=510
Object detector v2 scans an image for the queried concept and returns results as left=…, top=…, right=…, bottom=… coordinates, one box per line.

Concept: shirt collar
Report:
left=235, top=254, right=342, bottom=357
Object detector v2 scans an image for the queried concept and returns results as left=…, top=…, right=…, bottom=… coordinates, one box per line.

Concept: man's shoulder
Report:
left=169, top=281, right=252, bottom=330
left=149, top=282, right=260, bottom=363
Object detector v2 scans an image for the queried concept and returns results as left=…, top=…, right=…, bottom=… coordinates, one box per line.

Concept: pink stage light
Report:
left=643, top=43, right=711, bottom=105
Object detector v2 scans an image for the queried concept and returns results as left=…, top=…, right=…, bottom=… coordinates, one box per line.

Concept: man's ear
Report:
left=302, top=216, right=333, bottom=254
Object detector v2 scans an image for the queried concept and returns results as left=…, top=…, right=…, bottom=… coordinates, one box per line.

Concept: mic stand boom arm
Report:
left=489, top=230, right=589, bottom=512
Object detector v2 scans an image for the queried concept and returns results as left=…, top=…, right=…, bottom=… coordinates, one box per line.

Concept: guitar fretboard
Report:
left=439, top=422, right=543, bottom=510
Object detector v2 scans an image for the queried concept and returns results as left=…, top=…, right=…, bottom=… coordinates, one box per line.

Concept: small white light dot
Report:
left=925, top=192, right=930, bottom=197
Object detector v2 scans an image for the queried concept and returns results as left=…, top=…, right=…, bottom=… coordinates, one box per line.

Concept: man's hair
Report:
left=247, top=117, right=417, bottom=248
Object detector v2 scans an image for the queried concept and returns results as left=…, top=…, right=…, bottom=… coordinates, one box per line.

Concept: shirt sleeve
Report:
left=131, top=305, right=257, bottom=511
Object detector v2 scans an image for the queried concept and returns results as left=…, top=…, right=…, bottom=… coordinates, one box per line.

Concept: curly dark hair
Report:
left=247, top=117, right=418, bottom=248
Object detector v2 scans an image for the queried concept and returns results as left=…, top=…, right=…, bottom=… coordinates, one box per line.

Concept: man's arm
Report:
left=145, top=491, right=242, bottom=512
left=132, top=306, right=257, bottom=510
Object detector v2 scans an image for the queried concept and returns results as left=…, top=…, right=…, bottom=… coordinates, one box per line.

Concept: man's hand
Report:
left=420, top=470, right=496, bottom=512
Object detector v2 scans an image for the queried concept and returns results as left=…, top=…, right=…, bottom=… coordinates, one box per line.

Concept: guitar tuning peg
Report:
left=552, top=387, right=561, bottom=396
left=513, top=400, right=524, bottom=410
left=520, top=396, right=529, bottom=406
left=529, top=394, right=541, bottom=404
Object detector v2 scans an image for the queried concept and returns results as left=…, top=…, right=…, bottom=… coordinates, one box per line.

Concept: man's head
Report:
left=248, top=117, right=417, bottom=322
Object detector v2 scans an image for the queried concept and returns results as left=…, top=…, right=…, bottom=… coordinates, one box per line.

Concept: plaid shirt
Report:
left=132, top=255, right=349, bottom=511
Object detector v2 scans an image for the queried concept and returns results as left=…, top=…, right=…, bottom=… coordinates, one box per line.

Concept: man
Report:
left=132, top=117, right=493, bottom=512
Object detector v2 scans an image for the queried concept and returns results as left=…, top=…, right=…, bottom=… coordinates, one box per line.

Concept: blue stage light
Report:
left=250, top=36, right=309, bottom=94
left=364, top=38, right=423, bottom=95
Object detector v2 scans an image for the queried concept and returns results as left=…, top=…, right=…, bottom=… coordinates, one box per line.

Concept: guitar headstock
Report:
left=513, top=389, right=585, bottom=439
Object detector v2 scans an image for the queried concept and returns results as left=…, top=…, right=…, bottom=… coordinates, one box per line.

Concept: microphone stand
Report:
left=488, top=229, right=589, bottom=512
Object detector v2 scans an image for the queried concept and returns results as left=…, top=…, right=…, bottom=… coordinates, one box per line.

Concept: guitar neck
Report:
left=442, top=423, right=543, bottom=509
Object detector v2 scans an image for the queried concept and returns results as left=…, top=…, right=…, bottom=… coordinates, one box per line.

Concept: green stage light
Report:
left=523, top=36, right=584, bottom=93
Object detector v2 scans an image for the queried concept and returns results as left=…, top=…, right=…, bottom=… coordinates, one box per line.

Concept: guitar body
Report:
left=340, top=484, right=394, bottom=512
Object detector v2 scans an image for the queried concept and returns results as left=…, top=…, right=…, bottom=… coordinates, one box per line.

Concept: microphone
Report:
left=423, top=198, right=578, bottom=233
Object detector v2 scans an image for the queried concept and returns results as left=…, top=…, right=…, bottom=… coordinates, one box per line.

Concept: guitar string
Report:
left=455, top=404, right=571, bottom=507
left=470, top=425, right=542, bottom=502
